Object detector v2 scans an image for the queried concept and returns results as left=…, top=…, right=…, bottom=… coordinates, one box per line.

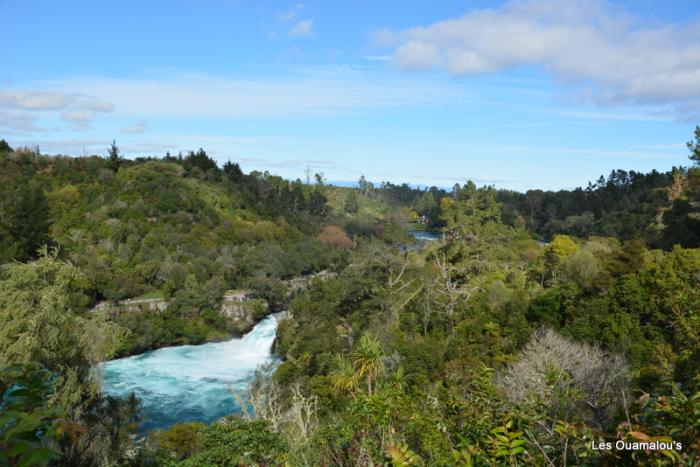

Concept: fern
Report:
left=387, top=443, right=424, bottom=466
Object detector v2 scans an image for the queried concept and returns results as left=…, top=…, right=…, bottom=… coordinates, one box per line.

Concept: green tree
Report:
left=183, top=148, right=218, bottom=176
left=343, top=189, right=359, bottom=213
left=351, top=333, right=384, bottom=394
left=414, top=190, right=437, bottom=219
left=106, top=139, right=122, bottom=171
left=1, top=178, right=52, bottom=261
left=0, top=139, right=12, bottom=153
left=309, top=189, right=329, bottom=216
left=223, top=160, right=244, bottom=182
left=688, top=125, right=700, bottom=165
left=328, top=354, right=360, bottom=393
left=660, top=127, right=700, bottom=248
left=0, top=249, right=126, bottom=407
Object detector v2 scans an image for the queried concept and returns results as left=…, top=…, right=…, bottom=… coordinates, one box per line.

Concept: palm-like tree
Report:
left=351, top=333, right=384, bottom=394
left=328, top=354, right=360, bottom=393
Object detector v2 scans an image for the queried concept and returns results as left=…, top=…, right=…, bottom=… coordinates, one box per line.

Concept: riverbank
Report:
left=98, top=270, right=334, bottom=358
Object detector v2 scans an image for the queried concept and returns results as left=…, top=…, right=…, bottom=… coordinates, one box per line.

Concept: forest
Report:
left=0, top=127, right=699, bottom=466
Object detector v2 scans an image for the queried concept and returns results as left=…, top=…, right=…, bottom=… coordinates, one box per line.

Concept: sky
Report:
left=1, top=0, right=699, bottom=191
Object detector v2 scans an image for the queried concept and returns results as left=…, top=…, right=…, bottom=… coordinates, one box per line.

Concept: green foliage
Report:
left=160, top=422, right=206, bottom=459
left=488, top=421, right=527, bottom=464
left=688, top=125, right=700, bottom=165
left=2, top=132, right=699, bottom=465
left=413, top=190, right=439, bottom=222
left=351, top=333, right=385, bottom=394
left=388, top=442, right=425, bottom=466
left=343, top=189, right=359, bottom=213
left=0, top=178, right=52, bottom=262
left=0, top=363, right=62, bottom=467
left=0, top=139, right=12, bottom=153
left=151, top=418, right=287, bottom=466
left=106, top=139, right=121, bottom=171
left=0, top=249, right=126, bottom=406
left=497, top=168, right=683, bottom=246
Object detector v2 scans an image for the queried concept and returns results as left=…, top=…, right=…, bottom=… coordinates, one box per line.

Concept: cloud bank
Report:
left=377, top=0, right=700, bottom=119
left=0, top=90, right=113, bottom=132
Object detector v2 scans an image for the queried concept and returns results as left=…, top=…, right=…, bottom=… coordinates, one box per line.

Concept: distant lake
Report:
left=99, top=315, right=280, bottom=432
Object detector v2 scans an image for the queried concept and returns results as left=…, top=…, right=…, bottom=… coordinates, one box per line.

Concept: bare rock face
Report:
left=220, top=291, right=268, bottom=334
left=91, top=297, right=169, bottom=314
left=283, top=270, right=335, bottom=297
left=90, top=270, right=334, bottom=334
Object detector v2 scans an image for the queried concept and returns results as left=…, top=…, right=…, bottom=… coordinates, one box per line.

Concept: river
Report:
left=101, top=233, right=437, bottom=432
left=99, top=314, right=280, bottom=432
left=410, top=230, right=441, bottom=241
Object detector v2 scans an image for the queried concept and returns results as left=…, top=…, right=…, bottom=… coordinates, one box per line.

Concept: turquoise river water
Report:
left=99, top=314, right=280, bottom=432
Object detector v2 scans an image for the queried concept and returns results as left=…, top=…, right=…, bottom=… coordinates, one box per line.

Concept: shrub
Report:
left=317, top=225, right=354, bottom=249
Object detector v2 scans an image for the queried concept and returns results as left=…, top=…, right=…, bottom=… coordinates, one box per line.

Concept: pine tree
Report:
left=688, top=125, right=700, bottom=166
left=223, top=161, right=244, bottom=182
left=107, top=139, right=122, bottom=171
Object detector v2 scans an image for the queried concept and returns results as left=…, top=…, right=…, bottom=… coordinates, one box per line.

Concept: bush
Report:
left=317, top=225, right=354, bottom=249
left=497, top=328, right=628, bottom=429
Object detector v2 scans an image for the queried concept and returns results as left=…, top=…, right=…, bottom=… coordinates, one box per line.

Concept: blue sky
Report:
left=2, top=0, right=699, bottom=190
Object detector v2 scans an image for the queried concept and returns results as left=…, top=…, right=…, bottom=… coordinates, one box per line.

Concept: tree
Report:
left=1, top=178, right=52, bottom=261
left=343, top=190, right=359, bottom=213
left=223, top=160, right=244, bottom=182
left=314, top=172, right=326, bottom=187
left=351, top=333, right=384, bottom=394
left=329, top=354, right=360, bottom=393
left=688, top=125, right=700, bottom=165
left=183, top=148, right=218, bottom=177
left=317, top=225, right=354, bottom=249
left=660, top=127, right=700, bottom=247
left=358, top=175, right=374, bottom=196
left=308, top=190, right=329, bottom=216
left=106, top=139, right=121, bottom=171
left=0, top=248, right=126, bottom=407
left=414, top=190, right=437, bottom=216
left=0, top=139, right=12, bottom=153
left=543, top=235, right=579, bottom=282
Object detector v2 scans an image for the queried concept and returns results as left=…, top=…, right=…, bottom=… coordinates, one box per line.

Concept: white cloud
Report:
left=378, top=0, right=700, bottom=118
left=0, top=111, right=48, bottom=132
left=0, top=90, right=113, bottom=112
left=60, top=110, right=95, bottom=122
left=363, top=55, right=392, bottom=62
left=0, top=91, right=73, bottom=111
left=290, top=19, right=313, bottom=37
left=0, top=89, right=114, bottom=132
left=60, top=110, right=96, bottom=131
left=122, top=119, right=148, bottom=134
left=72, top=95, right=114, bottom=112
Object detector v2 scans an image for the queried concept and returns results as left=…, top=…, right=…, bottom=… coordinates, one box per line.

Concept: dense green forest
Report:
left=1, top=128, right=699, bottom=466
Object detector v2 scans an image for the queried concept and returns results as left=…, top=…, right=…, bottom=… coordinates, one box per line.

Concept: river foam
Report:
left=99, top=314, right=280, bottom=432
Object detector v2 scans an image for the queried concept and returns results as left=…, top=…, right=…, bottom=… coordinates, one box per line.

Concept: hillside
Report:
left=0, top=132, right=699, bottom=465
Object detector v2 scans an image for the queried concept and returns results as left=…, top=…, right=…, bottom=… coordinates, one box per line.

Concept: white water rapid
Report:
left=99, top=314, right=280, bottom=432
